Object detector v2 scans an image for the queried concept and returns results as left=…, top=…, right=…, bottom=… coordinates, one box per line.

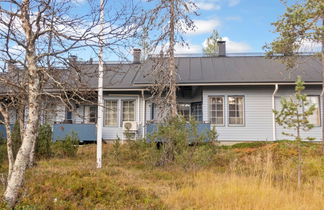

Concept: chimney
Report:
left=217, top=41, right=226, bottom=57
left=133, top=48, right=141, bottom=64
left=68, top=55, right=77, bottom=65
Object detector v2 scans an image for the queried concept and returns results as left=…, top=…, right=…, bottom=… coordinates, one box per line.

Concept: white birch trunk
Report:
left=0, top=105, right=14, bottom=179
left=169, top=0, right=177, bottom=118
left=4, top=1, right=41, bottom=205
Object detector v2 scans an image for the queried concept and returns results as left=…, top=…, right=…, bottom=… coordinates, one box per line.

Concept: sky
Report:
left=176, top=0, right=286, bottom=54
left=67, top=0, right=288, bottom=60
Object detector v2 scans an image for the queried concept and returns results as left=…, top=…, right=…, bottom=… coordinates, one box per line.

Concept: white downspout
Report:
left=141, top=90, right=145, bottom=138
left=272, top=84, right=279, bottom=141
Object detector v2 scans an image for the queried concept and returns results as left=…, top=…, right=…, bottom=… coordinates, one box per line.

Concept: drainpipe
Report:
left=272, top=84, right=279, bottom=141
left=141, top=90, right=145, bottom=138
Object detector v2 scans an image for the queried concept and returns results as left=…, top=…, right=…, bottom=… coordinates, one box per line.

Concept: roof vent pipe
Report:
left=133, top=48, right=141, bottom=64
left=217, top=41, right=226, bottom=57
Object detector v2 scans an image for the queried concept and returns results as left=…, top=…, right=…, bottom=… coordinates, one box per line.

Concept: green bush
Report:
left=35, top=124, right=52, bottom=159
left=148, top=117, right=218, bottom=168
left=52, top=132, right=79, bottom=158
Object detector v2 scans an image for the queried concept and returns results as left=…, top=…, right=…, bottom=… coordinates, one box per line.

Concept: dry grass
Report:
left=165, top=171, right=324, bottom=210
left=1, top=142, right=324, bottom=209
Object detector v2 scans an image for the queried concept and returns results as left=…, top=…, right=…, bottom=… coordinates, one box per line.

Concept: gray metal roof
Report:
left=134, top=56, right=322, bottom=85
left=76, top=63, right=143, bottom=89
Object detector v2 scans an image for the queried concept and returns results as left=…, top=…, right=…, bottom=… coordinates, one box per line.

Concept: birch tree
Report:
left=0, top=0, right=143, bottom=207
left=264, top=0, right=324, bottom=152
left=146, top=0, right=197, bottom=119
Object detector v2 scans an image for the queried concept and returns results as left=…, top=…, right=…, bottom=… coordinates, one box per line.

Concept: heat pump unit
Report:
left=122, top=121, right=138, bottom=131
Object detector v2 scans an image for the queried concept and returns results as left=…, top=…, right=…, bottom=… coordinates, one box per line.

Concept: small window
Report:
left=122, top=100, right=135, bottom=122
left=306, top=96, right=320, bottom=126
left=66, top=110, right=72, bottom=121
left=209, top=96, right=224, bottom=125
left=191, top=102, right=202, bottom=122
left=151, top=103, right=156, bottom=120
left=89, top=106, right=97, bottom=123
left=104, top=100, right=118, bottom=126
left=228, top=96, right=244, bottom=126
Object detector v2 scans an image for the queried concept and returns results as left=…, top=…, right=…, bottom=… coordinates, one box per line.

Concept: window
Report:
left=228, top=96, right=244, bottom=125
left=66, top=110, right=72, bottom=121
left=178, top=104, right=191, bottom=121
left=209, top=96, right=224, bottom=125
left=306, top=96, right=320, bottom=126
left=89, top=106, right=97, bottom=123
left=191, top=102, right=203, bottom=122
left=122, top=100, right=135, bottom=122
left=105, top=100, right=118, bottom=126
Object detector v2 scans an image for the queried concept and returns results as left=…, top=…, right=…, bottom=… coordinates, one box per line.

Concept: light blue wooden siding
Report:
left=275, top=86, right=322, bottom=141
left=102, top=94, right=145, bottom=140
left=203, top=86, right=274, bottom=141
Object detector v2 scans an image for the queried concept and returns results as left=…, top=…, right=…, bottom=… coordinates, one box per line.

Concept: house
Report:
left=1, top=42, right=323, bottom=142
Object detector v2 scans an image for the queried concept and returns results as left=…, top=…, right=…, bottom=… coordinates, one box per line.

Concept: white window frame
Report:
left=208, top=96, right=225, bottom=126
left=121, top=99, right=136, bottom=125
left=306, top=95, right=321, bottom=127
left=228, top=95, right=245, bottom=126
left=104, top=100, right=119, bottom=127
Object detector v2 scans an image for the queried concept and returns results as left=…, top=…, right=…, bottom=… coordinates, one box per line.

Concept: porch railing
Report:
left=146, top=123, right=211, bottom=142
left=53, top=124, right=97, bottom=142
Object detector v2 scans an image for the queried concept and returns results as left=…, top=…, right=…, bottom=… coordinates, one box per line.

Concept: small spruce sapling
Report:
left=273, top=76, right=316, bottom=188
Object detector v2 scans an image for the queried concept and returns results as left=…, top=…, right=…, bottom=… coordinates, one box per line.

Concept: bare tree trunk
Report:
left=4, top=1, right=41, bottom=204
left=169, top=0, right=177, bottom=118
left=28, top=138, right=37, bottom=168
left=4, top=56, right=40, bottom=207
left=0, top=105, right=14, bottom=179
left=297, top=140, right=302, bottom=189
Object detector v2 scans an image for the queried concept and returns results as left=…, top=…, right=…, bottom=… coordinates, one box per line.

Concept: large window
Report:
left=178, top=104, right=191, bottom=121
left=306, top=96, right=320, bottom=126
left=191, top=102, right=203, bottom=122
left=89, top=106, right=97, bottom=123
left=228, top=96, right=244, bottom=126
left=122, top=100, right=135, bottom=122
left=105, top=100, right=118, bottom=126
left=209, top=96, right=224, bottom=125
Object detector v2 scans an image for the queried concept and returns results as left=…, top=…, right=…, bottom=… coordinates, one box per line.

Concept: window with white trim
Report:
left=122, top=100, right=135, bottom=122
left=178, top=104, right=191, bottom=121
left=89, top=106, right=97, bottom=123
left=191, top=102, right=203, bottom=122
left=306, top=96, right=320, bottom=126
left=104, top=100, right=118, bottom=126
left=228, top=96, right=244, bottom=125
left=209, top=96, right=224, bottom=125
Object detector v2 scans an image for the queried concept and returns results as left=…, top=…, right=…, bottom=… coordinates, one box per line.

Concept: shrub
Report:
left=35, top=124, right=52, bottom=159
left=148, top=117, right=218, bottom=169
left=52, top=132, right=79, bottom=158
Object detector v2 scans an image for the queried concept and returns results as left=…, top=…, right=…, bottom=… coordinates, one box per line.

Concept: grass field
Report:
left=1, top=141, right=324, bottom=209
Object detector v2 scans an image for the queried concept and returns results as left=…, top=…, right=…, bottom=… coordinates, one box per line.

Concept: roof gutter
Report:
left=133, top=82, right=322, bottom=87
left=272, top=84, right=279, bottom=141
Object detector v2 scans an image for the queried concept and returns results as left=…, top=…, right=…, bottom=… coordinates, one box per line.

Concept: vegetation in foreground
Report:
left=1, top=140, right=324, bottom=209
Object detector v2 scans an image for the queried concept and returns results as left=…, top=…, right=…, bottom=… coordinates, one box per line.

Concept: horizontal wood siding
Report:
left=275, top=85, right=322, bottom=141
left=203, top=86, right=274, bottom=141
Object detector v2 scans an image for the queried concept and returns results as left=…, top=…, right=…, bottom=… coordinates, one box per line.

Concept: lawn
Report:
left=1, top=141, right=324, bottom=209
